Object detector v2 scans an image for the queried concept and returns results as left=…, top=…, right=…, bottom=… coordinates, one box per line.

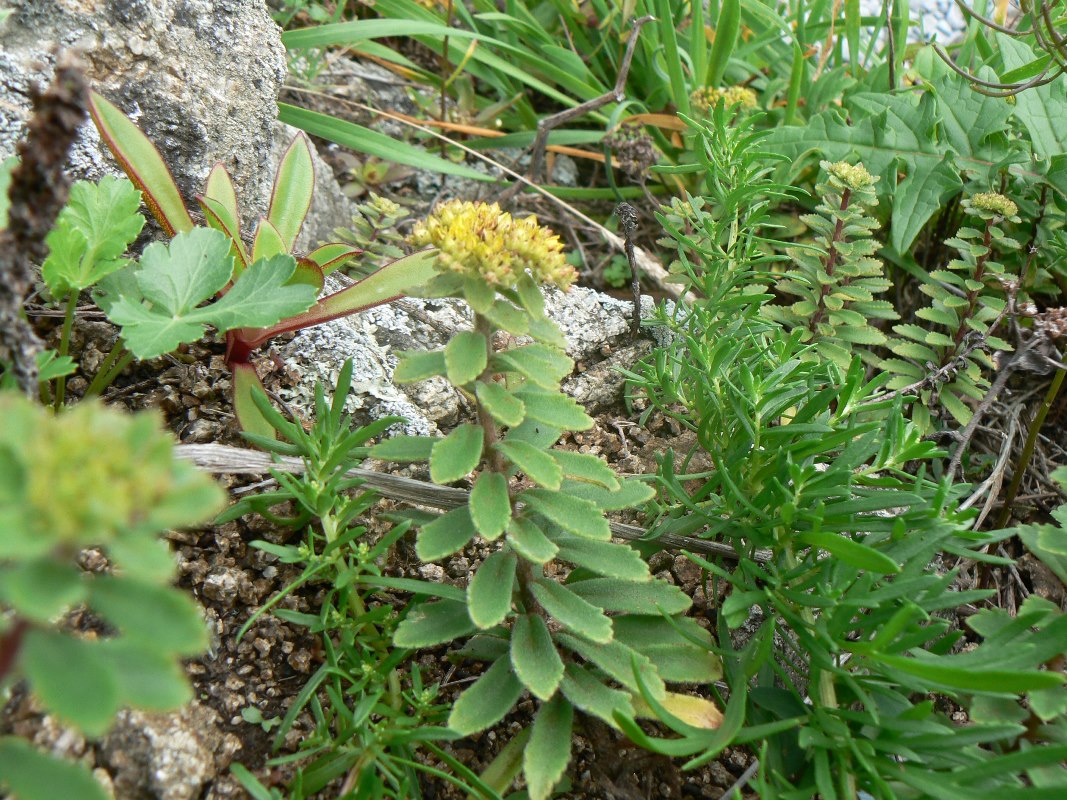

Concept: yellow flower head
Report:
left=689, top=85, right=758, bottom=113
left=411, top=199, right=575, bottom=290
left=826, top=161, right=877, bottom=191
left=971, top=192, right=1018, bottom=219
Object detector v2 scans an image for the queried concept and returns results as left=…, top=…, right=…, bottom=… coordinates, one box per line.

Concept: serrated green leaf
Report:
left=530, top=579, right=613, bottom=643
left=511, top=614, right=564, bottom=700
left=524, top=694, right=573, bottom=800
left=560, top=478, right=656, bottom=511
left=552, top=535, right=650, bottom=581
left=559, top=663, right=634, bottom=728
left=551, top=450, right=619, bottom=490
left=476, top=380, right=526, bottom=427
left=515, top=388, right=593, bottom=431
left=0, top=737, right=109, bottom=800
left=371, top=435, right=436, bottom=462
left=416, top=506, right=477, bottom=561
left=483, top=299, right=530, bottom=335
left=497, top=440, right=563, bottom=489
left=42, top=176, right=144, bottom=296
left=507, top=516, right=559, bottom=563
left=394, top=599, right=477, bottom=648
left=468, top=550, right=516, bottom=628
left=34, top=349, right=76, bottom=383
left=521, top=489, right=610, bottom=540
left=941, top=391, right=973, bottom=425
left=445, top=331, right=488, bottom=386
left=448, top=657, right=524, bottom=735
left=567, top=577, right=692, bottom=615
left=470, top=472, right=511, bottom=540
left=493, top=345, right=574, bottom=388
left=394, top=350, right=447, bottom=383
left=20, top=630, right=118, bottom=736
left=430, top=424, right=483, bottom=484
left=108, top=230, right=316, bottom=359
left=0, top=560, right=86, bottom=623
left=88, top=576, right=207, bottom=655
left=556, top=632, right=666, bottom=700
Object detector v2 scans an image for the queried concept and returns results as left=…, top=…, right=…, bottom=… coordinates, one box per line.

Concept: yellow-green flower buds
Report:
left=826, top=161, right=877, bottom=191
left=970, top=192, right=1019, bottom=219
left=689, top=85, right=758, bottom=113
left=411, top=199, right=575, bottom=290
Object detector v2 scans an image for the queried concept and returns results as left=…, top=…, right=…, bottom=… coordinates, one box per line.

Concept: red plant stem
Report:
left=0, top=619, right=29, bottom=684
left=808, top=188, right=851, bottom=333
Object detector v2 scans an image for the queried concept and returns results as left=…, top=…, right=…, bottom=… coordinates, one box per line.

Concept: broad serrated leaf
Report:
left=555, top=632, right=666, bottom=700
left=497, top=440, right=563, bottom=489
left=476, top=380, right=526, bottom=427
left=20, top=631, right=118, bottom=736
left=511, top=614, right=564, bottom=700
left=493, top=344, right=574, bottom=388
left=530, top=579, right=613, bottom=643
left=108, top=230, right=315, bottom=359
left=88, top=576, right=208, bottom=655
left=445, top=331, right=488, bottom=386
left=515, top=388, right=593, bottom=430
left=470, top=471, right=511, bottom=540
left=551, top=450, right=619, bottom=490
left=552, top=535, right=650, bottom=581
left=371, top=435, right=436, bottom=462
left=42, top=176, right=144, bottom=295
left=0, top=737, right=109, bottom=800
left=430, top=424, right=483, bottom=484
left=448, top=657, right=524, bottom=735
left=566, top=577, right=692, bottom=615
left=467, top=550, right=516, bottom=628
left=394, top=599, right=477, bottom=648
left=520, top=489, right=610, bottom=540
left=507, top=516, right=559, bottom=563
left=416, top=506, right=477, bottom=561
left=524, top=694, right=573, bottom=800
left=560, top=663, right=634, bottom=728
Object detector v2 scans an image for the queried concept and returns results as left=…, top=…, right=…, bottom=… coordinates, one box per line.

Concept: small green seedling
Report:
left=87, top=91, right=437, bottom=437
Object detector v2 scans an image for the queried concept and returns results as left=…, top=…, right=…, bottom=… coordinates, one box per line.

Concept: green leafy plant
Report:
left=764, top=160, right=897, bottom=368
left=0, top=393, right=224, bottom=800
left=332, top=193, right=407, bottom=277
left=86, top=90, right=437, bottom=437
left=219, top=362, right=480, bottom=799
left=368, top=199, right=721, bottom=799
left=883, top=191, right=1022, bottom=426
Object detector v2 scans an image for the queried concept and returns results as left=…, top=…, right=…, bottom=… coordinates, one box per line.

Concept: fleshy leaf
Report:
left=524, top=694, right=573, bottom=800
left=511, top=614, right=564, bottom=700
left=469, top=472, right=511, bottom=540
left=267, top=133, right=315, bottom=250
left=416, top=506, right=477, bottom=562
left=467, top=550, right=516, bottom=628
left=530, top=579, right=613, bottom=643
left=445, top=330, right=488, bottom=386
left=430, top=424, right=483, bottom=484
left=520, top=489, right=610, bottom=540
left=496, top=440, right=563, bottom=489
left=448, top=658, right=525, bottom=735
left=476, top=381, right=526, bottom=427
left=394, top=599, right=477, bottom=648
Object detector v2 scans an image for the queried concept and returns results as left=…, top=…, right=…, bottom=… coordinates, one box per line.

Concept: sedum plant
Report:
left=763, top=160, right=897, bottom=368
left=883, top=191, right=1022, bottom=426
left=86, top=91, right=437, bottom=437
left=0, top=393, right=224, bottom=800
left=332, top=193, right=408, bottom=278
left=370, top=200, right=721, bottom=800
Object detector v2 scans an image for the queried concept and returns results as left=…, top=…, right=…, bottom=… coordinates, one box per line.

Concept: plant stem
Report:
left=996, top=367, right=1066, bottom=528
left=84, top=338, right=124, bottom=398
left=53, top=291, right=78, bottom=410
left=86, top=349, right=134, bottom=398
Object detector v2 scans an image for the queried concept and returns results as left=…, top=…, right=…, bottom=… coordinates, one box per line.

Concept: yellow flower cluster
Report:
left=689, top=85, right=758, bottom=113
left=411, top=199, right=575, bottom=290
left=826, top=161, right=877, bottom=191
left=971, top=192, right=1018, bottom=219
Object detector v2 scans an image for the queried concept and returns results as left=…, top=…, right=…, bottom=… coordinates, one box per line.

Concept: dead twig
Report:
left=615, top=202, right=642, bottom=340
left=495, top=15, right=655, bottom=207
left=175, top=442, right=770, bottom=563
